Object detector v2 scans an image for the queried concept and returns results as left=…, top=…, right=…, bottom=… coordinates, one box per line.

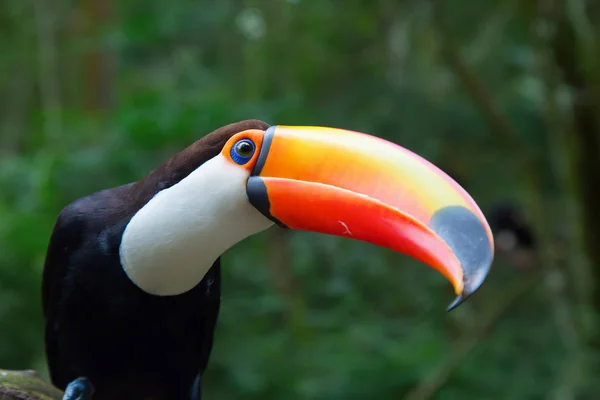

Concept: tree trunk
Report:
left=0, top=370, right=62, bottom=400
left=549, top=1, right=600, bottom=321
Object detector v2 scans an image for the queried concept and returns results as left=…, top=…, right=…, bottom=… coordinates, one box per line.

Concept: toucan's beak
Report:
left=246, top=126, right=494, bottom=310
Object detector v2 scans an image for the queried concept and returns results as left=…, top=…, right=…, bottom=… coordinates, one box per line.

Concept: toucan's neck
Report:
left=119, top=154, right=273, bottom=296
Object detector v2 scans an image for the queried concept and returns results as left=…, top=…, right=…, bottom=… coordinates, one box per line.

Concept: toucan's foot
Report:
left=189, top=375, right=201, bottom=400
left=63, top=377, right=94, bottom=400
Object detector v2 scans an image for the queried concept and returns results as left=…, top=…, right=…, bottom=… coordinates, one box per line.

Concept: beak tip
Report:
left=446, top=273, right=488, bottom=312
left=430, top=205, right=494, bottom=311
left=446, top=293, right=465, bottom=312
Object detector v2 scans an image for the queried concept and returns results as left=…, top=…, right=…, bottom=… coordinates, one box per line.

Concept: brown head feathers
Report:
left=132, top=119, right=270, bottom=206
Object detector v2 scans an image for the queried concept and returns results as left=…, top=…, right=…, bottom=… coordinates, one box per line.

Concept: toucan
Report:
left=42, top=120, right=494, bottom=400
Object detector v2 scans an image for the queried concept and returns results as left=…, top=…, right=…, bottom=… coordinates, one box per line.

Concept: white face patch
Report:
left=120, top=154, right=274, bottom=296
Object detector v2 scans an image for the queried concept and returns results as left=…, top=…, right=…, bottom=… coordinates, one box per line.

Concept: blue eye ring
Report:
left=230, top=139, right=256, bottom=165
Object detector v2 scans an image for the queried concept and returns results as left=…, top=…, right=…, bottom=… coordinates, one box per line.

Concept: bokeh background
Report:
left=2, top=0, right=600, bottom=398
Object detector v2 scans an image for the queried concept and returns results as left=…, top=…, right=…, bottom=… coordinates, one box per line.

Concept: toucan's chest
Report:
left=58, top=243, right=221, bottom=343
left=50, top=245, right=221, bottom=396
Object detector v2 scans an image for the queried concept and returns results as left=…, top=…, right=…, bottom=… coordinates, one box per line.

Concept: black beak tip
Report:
left=446, top=261, right=491, bottom=311
left=429, top=205, right=494, bottom=312
left=446, top=293, right=466, bottom=312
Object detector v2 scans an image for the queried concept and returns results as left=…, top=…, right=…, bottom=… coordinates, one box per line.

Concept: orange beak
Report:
left=246, top=126, right=494, bottom=310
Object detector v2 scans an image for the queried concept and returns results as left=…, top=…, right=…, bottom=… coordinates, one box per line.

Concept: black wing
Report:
left=42, top=201, right=87, bottom=386
left=42, top=205, right=84, bottom=319
left=42, top=185, right=135, bottom=387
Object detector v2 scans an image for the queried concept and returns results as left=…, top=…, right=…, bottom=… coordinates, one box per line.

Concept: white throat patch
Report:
left=120, top=154, right=274, bottom=296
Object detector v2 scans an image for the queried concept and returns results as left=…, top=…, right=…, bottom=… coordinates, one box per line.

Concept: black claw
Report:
left=63, top=377, right=94, bottom=400
left=190, top=375, right=202, bottom=400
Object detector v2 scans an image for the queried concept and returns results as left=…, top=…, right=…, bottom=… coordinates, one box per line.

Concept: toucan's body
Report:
left=42, top=120, right=494, bottom=400
left=43, top=121, right=265, bottom=400
left=43, top=186, right=220, bottom=400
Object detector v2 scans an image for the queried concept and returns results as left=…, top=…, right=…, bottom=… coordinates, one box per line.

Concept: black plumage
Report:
left=42, top=120, right=270, bottom=400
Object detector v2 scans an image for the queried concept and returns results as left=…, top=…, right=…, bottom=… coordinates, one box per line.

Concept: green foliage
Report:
left=1, top=0, right=598, bottom=398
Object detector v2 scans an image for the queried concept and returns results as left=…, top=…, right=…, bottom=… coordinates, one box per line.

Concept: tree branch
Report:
left=0, top=369, right=62, bottom=400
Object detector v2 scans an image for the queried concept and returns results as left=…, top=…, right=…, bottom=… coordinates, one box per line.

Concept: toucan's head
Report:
left=121, top=120, right=494, bottom=309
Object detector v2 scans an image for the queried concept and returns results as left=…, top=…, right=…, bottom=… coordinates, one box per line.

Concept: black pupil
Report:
left=237, top=142, right=252, bottom=156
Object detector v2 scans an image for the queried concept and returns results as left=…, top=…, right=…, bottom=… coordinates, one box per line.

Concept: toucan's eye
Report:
left=230, top=139, right=255, bottom=165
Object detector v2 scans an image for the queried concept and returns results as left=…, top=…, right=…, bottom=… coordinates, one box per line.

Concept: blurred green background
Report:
left=2, top=0, right=600, bottom=398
